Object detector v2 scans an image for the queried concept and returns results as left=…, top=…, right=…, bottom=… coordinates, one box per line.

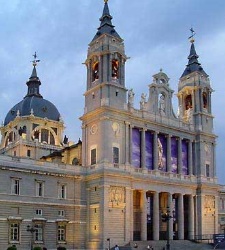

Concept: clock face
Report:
left=90, top=124, right=98, bottom=135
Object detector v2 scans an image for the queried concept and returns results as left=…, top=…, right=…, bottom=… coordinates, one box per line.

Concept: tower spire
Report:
left=92, top=0, right=121, bottom=42
left=180, top=29, right=207, bottom=78
left=25, top=52, right=42, bottom=98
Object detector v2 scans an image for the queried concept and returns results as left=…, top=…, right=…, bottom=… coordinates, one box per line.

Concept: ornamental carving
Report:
left=204, top=195, right=215, bottom=215
left=109, top=186, right=125, bottom=207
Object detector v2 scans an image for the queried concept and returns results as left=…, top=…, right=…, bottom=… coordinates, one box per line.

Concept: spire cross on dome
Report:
left=31, top=52, right=40, bottom=67
left=188, top=27, right=196, bottom=43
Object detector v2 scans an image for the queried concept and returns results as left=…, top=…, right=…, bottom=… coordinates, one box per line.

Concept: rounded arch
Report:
left=184, top=94, right=192, bottom=110
left=202, top=91, right=208, bottom=109
left=92, top=61, right=99, bottom=81
left=72, top=157, right=79, bottom=165
left=31, top=125, right=58, bottom=145
left=112, top=59, right=119, bottom=79
left=4, top=128, right=18, bottom=147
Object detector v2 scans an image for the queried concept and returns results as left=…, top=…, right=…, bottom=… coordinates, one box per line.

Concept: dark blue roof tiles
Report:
left=4, top=96, right=61, bottom=126
left=181, top=42, right=208, bottom=78
left=4, top=64, right=61, bottom=126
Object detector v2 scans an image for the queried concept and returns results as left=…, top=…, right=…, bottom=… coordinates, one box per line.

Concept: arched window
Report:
left=185, top=95, right=192, bottom=110
left=32, top=128, right=55, bottom=145
left=72, top=157, right=79, bottom=165
left=5, top=131, right=16, bottom=147
left=92, top=62, right=99, bottom=81
left=112, top=59, right=119, bottom=79
left=203, top=92, right=208, bottom=109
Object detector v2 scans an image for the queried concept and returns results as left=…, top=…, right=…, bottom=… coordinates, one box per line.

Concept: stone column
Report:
left=168, top=193, right=173, bottom=240
left=102, top=185, right=110, bottom=246
left=188, top=194, right=194, bottom=239
left=208, top=91, right=212, bottom=113
left=99, top=55, right=103, bottom=82
left=178, top=138, right=182, bottom=174
left=141, top=129, right=146, bottom=169
left=153, top=131, right=158, bottom=170
left=167, top=135, right=171, bottom=172
left=82, top=124, right=87, bottom=166
left=125, top=122, right=130, bottom=165
left=125, top=187, right=132, bottom=242
left=188, top=140, right=193, bottom=175
left=109, top=54, right=112, bottom=81
left=141, top=191, right=147, bottom=240
left=213, top=143, right=216, bottom=177
left=153, top=192, right=159, bottom=240
left=130, top=189, right=134, bottom=240
left=214, top=195, right=219, bottom=234
left=178, top=193, right=184, bottom=240
left=129, top=125, right=133, bottom=165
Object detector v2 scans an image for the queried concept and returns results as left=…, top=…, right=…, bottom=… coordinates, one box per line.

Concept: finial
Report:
left=188, top=27, right=196, bottom=43
left=104, top=0, right=108, bottom=3
left=31, top=52, right=40, bottom=67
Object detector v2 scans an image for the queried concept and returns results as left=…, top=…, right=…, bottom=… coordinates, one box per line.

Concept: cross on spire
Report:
left=188, top=28, right=196, bottom=43
left=31, top=52, right=40, bottom=67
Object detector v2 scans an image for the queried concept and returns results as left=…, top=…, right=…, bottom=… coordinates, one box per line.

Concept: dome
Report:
left=4, top=61, right=61, bottom=126
left=4, top=96, right=60, bottom=126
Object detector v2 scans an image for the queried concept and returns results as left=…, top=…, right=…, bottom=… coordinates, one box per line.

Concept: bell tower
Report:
left=84, top=0, right=128, bottom=114
left=177, top=33, right=214, bottom=133
left=178, top=31, right=216, bottom=178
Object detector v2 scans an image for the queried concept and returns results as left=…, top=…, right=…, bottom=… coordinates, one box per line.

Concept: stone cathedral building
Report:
left=0, top=1, right=222, bottom=250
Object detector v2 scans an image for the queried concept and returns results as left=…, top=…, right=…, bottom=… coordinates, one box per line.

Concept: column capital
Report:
left=125, top=121, right=130, bottom=126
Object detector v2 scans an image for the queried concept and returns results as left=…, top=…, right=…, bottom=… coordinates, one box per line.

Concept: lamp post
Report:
left=161, top=206, right=173, bottom=250
left=27, top=225, right=38, bottom=250
left=107, top=238, right=110, bottom=250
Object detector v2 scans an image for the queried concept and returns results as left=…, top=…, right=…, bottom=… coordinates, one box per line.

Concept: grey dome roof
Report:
left=4, top=96, right=60, bottom=126
left=4, top=64, right=61, bottom=126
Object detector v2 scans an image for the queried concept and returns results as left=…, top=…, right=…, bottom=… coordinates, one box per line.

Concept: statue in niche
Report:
left=159, top=94, right=166, bottom=115
left=128, top=88, right=134, bottom=107
left=140, top=93, right=146, bottom=110
left=158, top=138, right=163, bottom=170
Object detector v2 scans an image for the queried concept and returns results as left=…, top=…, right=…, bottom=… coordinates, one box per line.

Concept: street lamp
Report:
left=27, top=225, right=38, bottom=250
left=107, top=238, right=110, bottom=250
left=161, top=206, right=173, bottom=250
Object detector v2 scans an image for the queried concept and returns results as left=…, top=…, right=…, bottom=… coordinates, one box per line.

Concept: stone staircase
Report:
left=117, top=240, right=214, bottom=250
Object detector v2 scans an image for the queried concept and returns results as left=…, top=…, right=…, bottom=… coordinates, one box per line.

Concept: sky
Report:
left=0, top=0, right=225, bottom=183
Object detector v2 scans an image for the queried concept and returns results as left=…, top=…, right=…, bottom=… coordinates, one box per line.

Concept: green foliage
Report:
left=33, top=247, right=42, bottom=250
left=7, top=246, right=17, bottom=250
left=57, top=247, right=67, bottom=250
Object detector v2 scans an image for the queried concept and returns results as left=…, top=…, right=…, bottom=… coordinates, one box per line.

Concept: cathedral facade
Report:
left=0, top=1, right=220, bottom=250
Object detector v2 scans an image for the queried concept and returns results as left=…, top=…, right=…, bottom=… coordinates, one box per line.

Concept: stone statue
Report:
left=140, top=93, right=146, bottom=110
left=128, top=88, right=134, bottom=107
left=177, top=105, right=181, bottom=118
left=186, top=107, right=192, bottom=123
left=159, top=94, right=165, bottom=114
left=158, top=138, right=163, bottom=170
